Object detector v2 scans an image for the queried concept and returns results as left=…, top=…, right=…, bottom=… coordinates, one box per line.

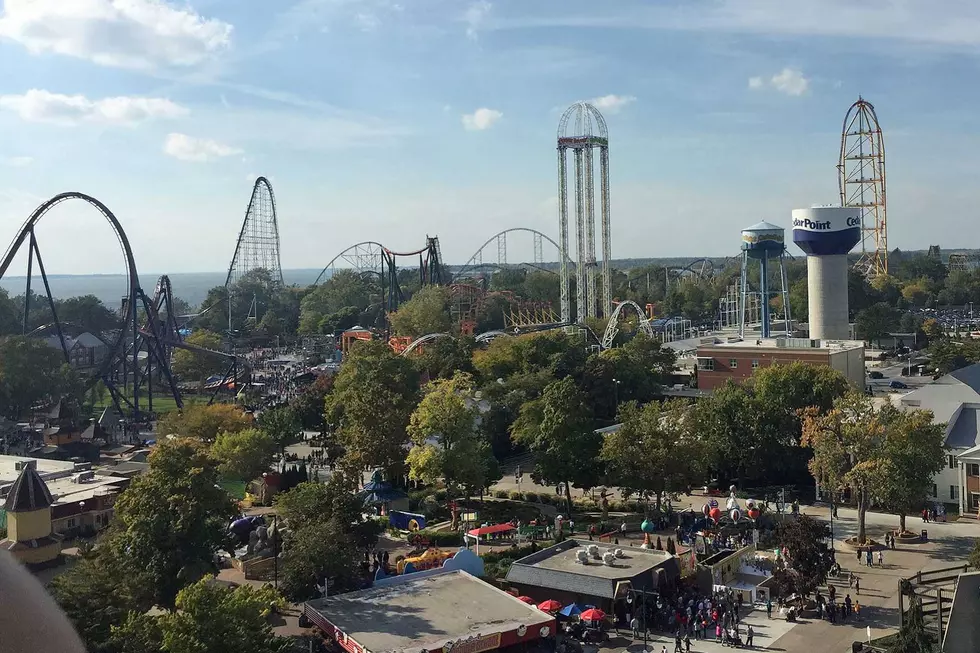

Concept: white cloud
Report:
left=164, top=133, right=242, bottom=162
left=2, top=156, right=33, bottom=167
left=462, top=107, right=502, bottom=131
left=465, top=0, right=492, bottom=39
left=0, top=89, right=188, bottom=125
left=0, top=0, right=232, bottom=70
left=588, top=94, right=636, bottom=113
left=747, top=68, right=809, bottom=96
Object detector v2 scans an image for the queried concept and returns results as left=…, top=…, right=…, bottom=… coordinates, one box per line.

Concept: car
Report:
left=868, top=371, right=884, bottom=379
left=889, top=380, right=908, bottom=389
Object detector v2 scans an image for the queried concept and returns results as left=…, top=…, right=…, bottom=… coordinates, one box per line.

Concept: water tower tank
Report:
left=791, top=207, right=862, bottom=340
left=741, top=222, right=785, bottom=259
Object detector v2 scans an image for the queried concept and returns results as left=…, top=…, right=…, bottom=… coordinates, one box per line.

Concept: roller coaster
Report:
left=0, top=192, right=248, bottom=420
left=452, top=228, right=565, bottom=282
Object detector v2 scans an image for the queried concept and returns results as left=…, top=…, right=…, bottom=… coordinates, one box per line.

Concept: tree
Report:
left=921, top=318, right=943, bottom=341
left=290, top=375, right=333, bottom=432
left=389, top=286, right=451, bottom=337
left=274, top=478, right=380, bottom=600
left=890, top=596, right=935, bottom=653
left=171, top=329, right=227, bottom=382
left=407, top=373, right=497, bottom=507
left=258, top=405, right=301, bottom=451
left=211, top=427, right=277, bottom=481
left=299, top=270, right=375, bottom=335
left=856, top=302, right=901, bottom=345
left=875, top=408, right=947, bottom=533
left=969, top=539, right=980, bottom=570
left=56, top=295, right=121, bottom=333
left=326, top=340, right=419, bottom=477
left=0, top=335, right=77, bottom=418
left=414, top=335, right=476, bottom=381
left=771, top=515, right=835, bottom=598
left=156, top=403, right=253, bottom=442
left=111, top=576, right=289, bottom=653
left=601, top=400, right=709, bottom=514
left=803, top=392, right=906, bottom=544
left=50, top=546, right=154, bottom=652
left=109, top=438, right=238, bottom=608
left=511, top=377, right=602, bottom=511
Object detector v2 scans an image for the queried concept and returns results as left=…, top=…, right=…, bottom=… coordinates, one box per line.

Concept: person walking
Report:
left=631, top=616, right=640, bottom=639
left=844, top=594, right=852, bottom=622
left=866, top=549, right=873, bottom=567
left=684, top=634, right=691, bottom=653
left=857, top=547, right=862, bottom=563
left=877, top=549, right=884, bottom=566
left=766, top=597, right=772, bottom=619
left=674, top=631, right=683, bottom=652
left=855, top=576, right=860, bottom=595
left=746, top=624, right=754, bottom=647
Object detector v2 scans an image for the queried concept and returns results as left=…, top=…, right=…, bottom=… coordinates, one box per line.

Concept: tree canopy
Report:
left=156, top=403, right=253, bottom=442
left=211, top=427, right=277, bottom=481
left=0, top=335, right=78, bottom=419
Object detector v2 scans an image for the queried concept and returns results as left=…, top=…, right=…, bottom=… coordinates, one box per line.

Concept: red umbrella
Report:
left=537, top=599, right=562, bottom=612
left=580, top=608, right=606, bottom=622
left=517, top=596, right=534, bottom=604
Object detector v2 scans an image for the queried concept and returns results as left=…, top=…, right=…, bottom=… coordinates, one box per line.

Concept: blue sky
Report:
left=1, top=0, right=979, bottom=275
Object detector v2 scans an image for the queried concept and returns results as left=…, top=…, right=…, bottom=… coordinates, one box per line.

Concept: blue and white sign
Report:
left=791, top=207, right=862, bottom=256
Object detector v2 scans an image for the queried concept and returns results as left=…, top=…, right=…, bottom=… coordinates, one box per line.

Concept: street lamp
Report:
left=612, top=378, right=621, bottom=408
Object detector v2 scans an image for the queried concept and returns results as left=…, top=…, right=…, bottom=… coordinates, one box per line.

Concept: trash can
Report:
left=921, top=529, right=928, bottom=542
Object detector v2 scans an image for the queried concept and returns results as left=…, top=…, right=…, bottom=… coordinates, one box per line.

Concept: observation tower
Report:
left=792, top=206, right=862, bottom=340
left=739, top=222, right=791, bottom=339
left=557, top=102, right=611, bottom=323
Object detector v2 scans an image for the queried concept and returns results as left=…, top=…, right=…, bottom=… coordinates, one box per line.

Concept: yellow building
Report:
left=0, top=461, right=62, bottom=566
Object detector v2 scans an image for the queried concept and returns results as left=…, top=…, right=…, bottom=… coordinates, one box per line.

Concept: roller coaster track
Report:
left=0, top=192, right=210, bottom=418
left=600, top=300, right=655, bottom=350
left=226, top=176, right=283, bottom=287
left=453, top=228, right=566, bottom=282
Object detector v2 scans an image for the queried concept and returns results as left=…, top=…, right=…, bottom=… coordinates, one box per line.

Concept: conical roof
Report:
left=3, top=464, right=54, bottom=513
left=743, top=221, right=783, bottom=232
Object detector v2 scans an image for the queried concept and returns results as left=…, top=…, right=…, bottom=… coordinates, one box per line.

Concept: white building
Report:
left=894, top=364, right=980, bottom=513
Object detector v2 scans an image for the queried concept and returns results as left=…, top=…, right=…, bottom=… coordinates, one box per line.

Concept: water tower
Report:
left=791, top=206, right=862, bottom=340
left=739, top=222, right=791, bottom=338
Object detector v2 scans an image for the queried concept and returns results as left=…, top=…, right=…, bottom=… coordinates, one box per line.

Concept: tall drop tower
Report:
left=557, top=102, right=611, bottom=323
left=739, top=222, right=791, bottom=339
left=838, top=98, right=887, bottom=277
left=792, top=206, right=862, bottom=340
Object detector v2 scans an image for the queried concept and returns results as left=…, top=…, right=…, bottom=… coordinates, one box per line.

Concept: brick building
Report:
left=695, top=337, right=865, bottom=390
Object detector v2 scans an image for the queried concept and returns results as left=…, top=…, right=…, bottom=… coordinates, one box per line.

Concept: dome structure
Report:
left=557, top=102, right=609, bottom=146
left=3, top=463, right=53, bottom=513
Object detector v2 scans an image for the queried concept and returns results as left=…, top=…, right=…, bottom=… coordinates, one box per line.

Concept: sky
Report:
left=1, top=0, right=980, bottom=276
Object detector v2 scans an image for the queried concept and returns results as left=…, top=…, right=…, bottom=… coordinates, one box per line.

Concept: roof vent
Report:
left=588, top=544, right=601, bottom=559
left=14, top=460, right=37, bottom=472
left=576, top=549, right=590, bottom=565
left=602, top=551, right=616, bottom=566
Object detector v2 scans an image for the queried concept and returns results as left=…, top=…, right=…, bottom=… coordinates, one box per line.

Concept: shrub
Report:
left=494, top=490, right=509, bottom=499
left=538, top=493, right=553, bottom=504
left=413, top=529, right=462, bottom=547
left=524, top=493, right=539, bottom=503
left=509, top=491, right=522, bottom=500
left=433, top=489, right=448, bottom=501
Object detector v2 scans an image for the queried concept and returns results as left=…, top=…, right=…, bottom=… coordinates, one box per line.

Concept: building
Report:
left=941, top=570, right=980, bottom=653
left=695, top=337, right=866, bottom=390
left=304, top=569, right=556, bottom=653
left=505, top=539, right=680, bottom=611
left=0, top=461, right=63, bottom=566
left=894, top=364, right=980, bottom=512
left=43, top=332, right=109, bottom=371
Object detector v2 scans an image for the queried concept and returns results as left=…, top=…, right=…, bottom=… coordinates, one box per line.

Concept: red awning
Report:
left=467, top=523, right=516, bottom=537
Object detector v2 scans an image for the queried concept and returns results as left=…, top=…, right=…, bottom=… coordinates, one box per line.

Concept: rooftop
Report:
left=0, top=455, right=79, bottom=488
left=506, top=539, right=678, bottom=598
left=305, top=571, right=551, bottom=653
left=44, top=473, right=128, bottom=506
left=698, top=337, right=864, bottom=352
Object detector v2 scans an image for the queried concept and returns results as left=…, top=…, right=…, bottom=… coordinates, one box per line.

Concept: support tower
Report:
left=838, top=98, right=887, bottom=277
left=557, top=102, right=612, bottom=323
left=738, top=222, right=791, bottom=339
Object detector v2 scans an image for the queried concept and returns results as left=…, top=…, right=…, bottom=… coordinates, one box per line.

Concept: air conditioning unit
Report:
left=73, top=471, right=96, bottom=483
left=14, top=460, right=37, bottom=472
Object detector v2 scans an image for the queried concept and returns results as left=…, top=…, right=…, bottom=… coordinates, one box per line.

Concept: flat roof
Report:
left=45, top=474, right=128, bottom=505
left=698, top=337, right=864, bottom=352
left=522, top=540, right=671, bottom=579
left=306, top=571, right=552, bottom=653
left=0, top=455, right=78, bottom=486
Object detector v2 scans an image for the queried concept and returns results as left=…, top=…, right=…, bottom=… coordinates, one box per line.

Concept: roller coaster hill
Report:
left=0, top=192, right=249, bottom=422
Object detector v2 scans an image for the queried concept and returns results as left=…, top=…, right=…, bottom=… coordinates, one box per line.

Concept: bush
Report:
left=524, top=493, right=539, bottom=503
left=509, top=491, right=522, bottom=500
left=538, top=493, right=553, bottom=504
left=433, top=489, right=448, bottom=502
left=414, top=529, right=462, bottom=547
left=494, top=490, right=509, bottom=499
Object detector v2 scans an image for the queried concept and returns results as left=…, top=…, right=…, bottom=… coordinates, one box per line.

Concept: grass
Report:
left=90, top=392, right=208, bottom=416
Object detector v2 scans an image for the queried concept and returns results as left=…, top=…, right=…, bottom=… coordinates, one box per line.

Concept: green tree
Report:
left=407, top=373, right=497, bottom=508
left=890, top=596, right=935, bottom=653
left=211, top=427, right=277, bottom=481
left=389, top=286, right=452, bottom=337
left=56, top=295, right=121, bottom=333
left=969, top=539, right=980, bottom=570
left=50, top=546, right=154, bottom=652
left=856, top=302, right=901, bottom=345
left=171, top=329, right=227, bottom=382
left=0, top=335, right=77, bottom=419
left=290, top=375, right=333, bottom=432
left=326, top=339, right=419, bottom=477
left=511, top=377, right=602, bottom=511
left=414, top=335, right=476, bottom=381
left=299, top=269, right=375, bottom=335
left=875, top=408, right=947, bottom=533
left=601, top=400, right=709, bottom=514
left=110, top=438, right=238, bottom=608
left=111, top=576, right=289, bottom=653
left=771, top=515, right=835, bottom=598
left=258, top=405, right=301, bottom=451
left=156, top=403, right=253, bottom=442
